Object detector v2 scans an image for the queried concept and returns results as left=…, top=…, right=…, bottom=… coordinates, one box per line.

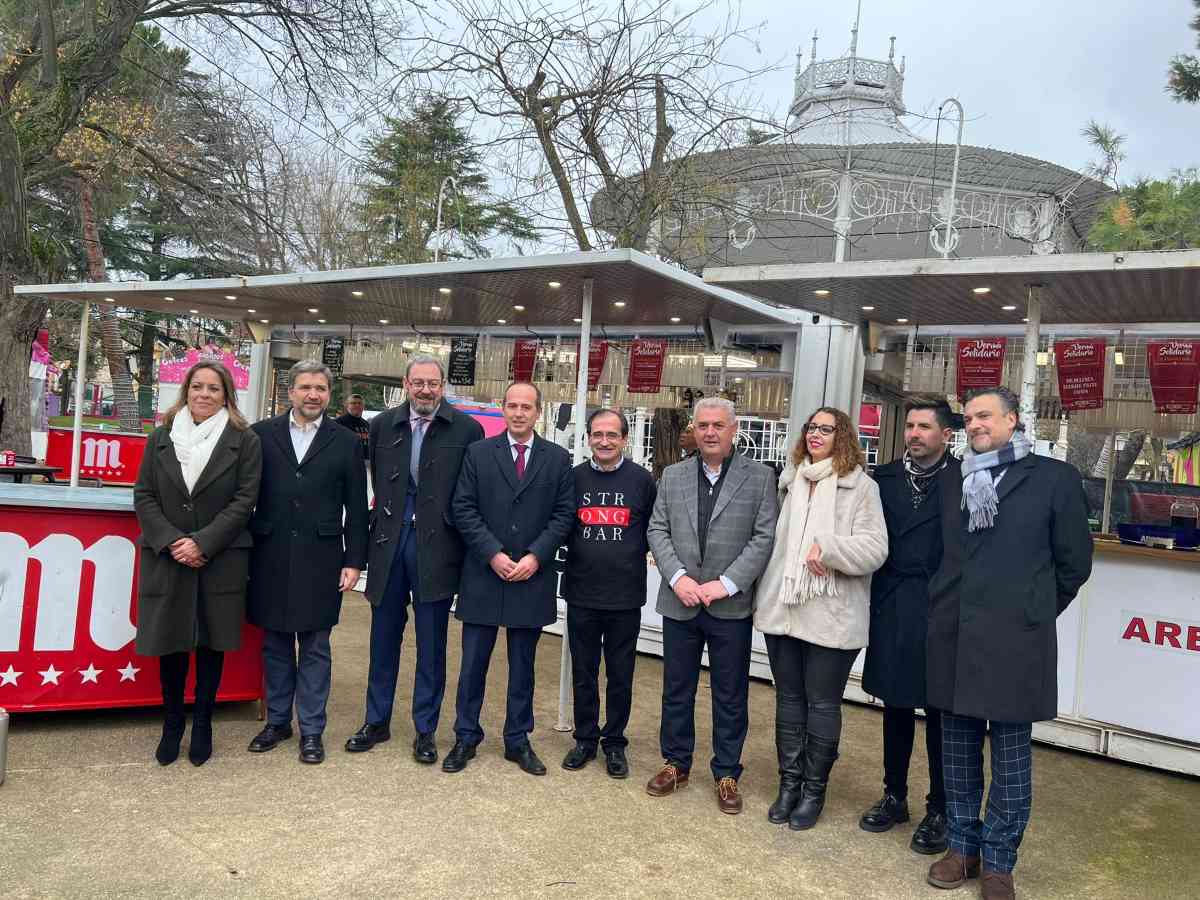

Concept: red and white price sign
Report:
left=574, top=340, right=609, bottom=390
left=956, top=338, right=1007, bottom=401
left=628, top=339, right=668, bottom=393
left=1147, top=341, right=1200, bottom=414
left=512, top=338, right=539, bottom=383
left=1054, top=339, right=1106, bottom=411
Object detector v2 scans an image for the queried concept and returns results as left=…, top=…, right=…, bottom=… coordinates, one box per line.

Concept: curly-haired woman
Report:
left=755, top=406, right=887, bottom=830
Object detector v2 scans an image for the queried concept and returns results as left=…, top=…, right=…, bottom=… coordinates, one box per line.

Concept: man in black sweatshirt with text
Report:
left=561, top=408, right=657, bottom=779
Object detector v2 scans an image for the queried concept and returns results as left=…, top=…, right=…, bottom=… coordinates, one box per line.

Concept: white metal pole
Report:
left=69, top=302, right=91, bottom=486
left=1101, top=427, right=1118, bottom=534
left=556, top=277, right=593, bottom=732
left=932, top=98, right=965, bottom=260
left=1019, top=286, right=1042, bottom=438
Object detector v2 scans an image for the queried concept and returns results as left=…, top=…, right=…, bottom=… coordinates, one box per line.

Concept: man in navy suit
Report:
left=445, top=382, right=575, bottom=776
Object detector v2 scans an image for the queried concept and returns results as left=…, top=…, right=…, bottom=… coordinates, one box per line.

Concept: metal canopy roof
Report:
left=703, top=250, right=1200, bottom=327
left=15, top=249, right=803, bottom=329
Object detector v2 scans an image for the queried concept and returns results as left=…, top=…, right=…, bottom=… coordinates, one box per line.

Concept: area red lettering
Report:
left=1155, top=620, right=1183, bottom=649
left=1189, top=626, right=1200, bottom=652
left=1121, top=617, right=1150, bottom=643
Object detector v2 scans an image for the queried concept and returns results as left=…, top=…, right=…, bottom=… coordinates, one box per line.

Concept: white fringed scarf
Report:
left=170, top=407, right=228, bottom=494
left=780, top=456, right=840, bottom=606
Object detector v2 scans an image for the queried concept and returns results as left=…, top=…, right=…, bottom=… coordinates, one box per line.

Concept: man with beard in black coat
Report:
left=245, top=360, right=368, bottom=765
left=924, top=386, right=1092, bottom=900
left=860, top=395, right=959, bottom=855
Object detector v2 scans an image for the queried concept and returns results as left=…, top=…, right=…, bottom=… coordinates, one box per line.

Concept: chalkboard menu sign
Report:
left=449, top=337, right=478, bottom=386
left=273, top=364, right=292, bottom=415
left=321, top=337, right=345, bottom=375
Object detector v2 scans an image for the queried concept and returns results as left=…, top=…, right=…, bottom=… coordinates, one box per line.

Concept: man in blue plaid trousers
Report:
left=924, top=387, right=1093, bottom=900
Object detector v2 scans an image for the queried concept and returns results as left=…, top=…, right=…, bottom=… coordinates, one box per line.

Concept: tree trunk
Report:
left=38, top=0, right=60, bottom=87
left=79, top=178, right=142, bottom=432
left=651, top=407, right=691, bottom=481
left=136, top=320, right=157, bottom=419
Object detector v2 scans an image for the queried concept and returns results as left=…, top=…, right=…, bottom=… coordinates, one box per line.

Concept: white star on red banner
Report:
left=0, top=665, right=20, bottom=686
left=79, top=664, right=102, bottom=684
left=39, top=664, right=63, bottom=685
left=117, top=662, right=140, bottom=682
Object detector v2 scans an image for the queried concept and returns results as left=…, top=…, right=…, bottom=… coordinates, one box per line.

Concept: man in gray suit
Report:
left=646, top=397, right=778, bottom=815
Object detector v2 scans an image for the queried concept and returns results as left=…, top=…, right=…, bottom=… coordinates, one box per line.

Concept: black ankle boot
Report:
left=156, top=653, right=188, bottom=766
left=767, top=724, right=806, bottom=824
left=789, top=734, right=839, bottom=831
left=188, top=648, right=224, bottom=767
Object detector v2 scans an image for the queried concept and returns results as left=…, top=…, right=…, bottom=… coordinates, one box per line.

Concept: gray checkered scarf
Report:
left=960, top=431, right=1032, bottom=532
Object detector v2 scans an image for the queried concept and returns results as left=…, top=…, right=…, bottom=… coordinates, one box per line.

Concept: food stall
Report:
left=706, top=248, right=1200, bottom=775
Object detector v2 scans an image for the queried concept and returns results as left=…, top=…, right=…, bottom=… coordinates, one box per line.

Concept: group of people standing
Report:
left=134, top=355, right=1092, bottom=900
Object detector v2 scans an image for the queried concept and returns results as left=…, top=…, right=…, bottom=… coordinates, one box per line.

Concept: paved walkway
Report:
left=1, top=596, right=1195, bottom=899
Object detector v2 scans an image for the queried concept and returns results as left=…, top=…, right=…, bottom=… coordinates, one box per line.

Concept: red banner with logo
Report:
left=628, top=339, right=668, bottom=393
left=574, top=340, right=609, bottom=390
left=955, top=338, right=1007, bottom=401
left=45, top=427, right=147, bottom=486
left=0, top=503, right=262, bottom=712
left=1054, top=339, right=1106, bottom=411
left=512, top=338, right=539, bottom=383
left=1147, top=340, right=1200, bottom=414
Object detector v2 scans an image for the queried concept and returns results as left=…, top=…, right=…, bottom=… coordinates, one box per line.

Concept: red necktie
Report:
left=514, top=442, right=527, bottom=480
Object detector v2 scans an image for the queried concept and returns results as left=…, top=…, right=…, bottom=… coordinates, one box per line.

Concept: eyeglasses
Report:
left=804, top=423, right=836, bottom=435
left=407, top=379, right=442, bottom=390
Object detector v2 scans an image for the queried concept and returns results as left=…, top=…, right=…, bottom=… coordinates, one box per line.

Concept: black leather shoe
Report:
left=442, top=740, right=477, bottom=773
left=859, top=793, right=911, bottom=833
left=299, top=734, right=325, bottom=764
left=561, top=742, right=597, bottom=770
left=504, top=742, right=547, bottom=776
left=247, top=723, right=294, bottom=753
left=604, top=748, right=629, bottom=779
left=911, top=810, right=949, bottom=855
left=413, top=732, right=438, bottom=764
left=344, top=722, right=391, bottom=753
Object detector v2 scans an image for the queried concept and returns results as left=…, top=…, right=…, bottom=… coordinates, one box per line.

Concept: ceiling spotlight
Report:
left=572, top=317, right=582, bottom=324
left=813, top=289, right=830, bottom=296
left=164, top=296, right=175, bottom=302
left=104, top=297, right=115, bottom=303
left=861, top=305, right=875, bottom=311
left=246, top=308, right=256, bottom=314
left=1001, top=305, right=1017, bottom=311
left=317, top=318, right=326, bottom=324
left=497, top=318, right=507, bottom=324
left=430, top=305, right=442, bottom=312
left=351, top=290, right=364, bottom=297
left=225, top=294, right=237, bottom=300
left=439, top=287, right=452, bottom=295
left=973, top=287, right=992, bottom=295
left=614, top=301, right=626, bottom=308
left=548, top=281, right=561, bottom=289
left=379, top=319, right=389, bottom=324
left=307, top=308, right=319, bottom=313
left=189, top=308, right=199, bottom=314
left=260, top=319, right=269, bottom=324
left=896, top=317, right=909, bottom=323
left=670, top=316, right=681, bottom=323
left=513, top=304, right=526, bottom=311
left=1022, top=317, right=1029, bottom=323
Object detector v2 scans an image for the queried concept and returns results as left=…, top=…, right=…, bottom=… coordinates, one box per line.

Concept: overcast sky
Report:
left=720, top=0, right=1197, bottom=181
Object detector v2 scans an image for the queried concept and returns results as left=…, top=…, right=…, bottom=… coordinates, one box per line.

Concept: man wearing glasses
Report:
left=345, top=355, right=483, bottom=764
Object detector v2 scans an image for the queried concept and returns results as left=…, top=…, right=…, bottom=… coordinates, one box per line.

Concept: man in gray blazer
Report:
left=646, top=397, right=778, bottom=815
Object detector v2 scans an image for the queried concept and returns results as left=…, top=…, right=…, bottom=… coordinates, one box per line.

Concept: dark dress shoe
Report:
left=911, top=810, right=949, bottom=855
left=248, top=723, right=294, bottom=753
left=561, top=742, right=597, bottom=770
left=442, top=740, right=477, bottom=773
left=504, top=743, right=547, bottom=776
left=604, top=748, right=629, bottom=779
left=299, top=734, right=325, bottom=764
left=413, top=732, right=438, bottom=764
left=344, top=723, right=391, bottom=753
left=860, top=793, right=911, bottom=833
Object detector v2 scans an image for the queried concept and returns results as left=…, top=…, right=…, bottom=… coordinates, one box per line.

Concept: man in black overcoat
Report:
left=923, top=386, right=1092, bottom=900
left=344, top=355, right=483, bottom=763
left=444, top=382, right=575, bottom=776
left=245, top=360, right=368, bottom=765
left=860, top=396, right=958, bottom=855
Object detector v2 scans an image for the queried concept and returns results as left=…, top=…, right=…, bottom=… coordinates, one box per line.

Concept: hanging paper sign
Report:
left=955, top=338, right=1007, bottom=401
left=628, top=339, right=668, bottom=393
left=448, top=337, right=478, bottom=386
left=1147, top=340, right=1200, bottom=414
left=1054, top=339, right=1106, bottom=411
left=321, top=337, right=346, bottom=375
left=512, top=338, right=539, bottom=382
left=574, top=340, right=609, bottom=390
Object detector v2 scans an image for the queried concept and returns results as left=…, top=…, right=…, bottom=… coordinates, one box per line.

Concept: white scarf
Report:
left=170, top=406, right=229, bottom=494
left=781, top=456, right=840, bottom=606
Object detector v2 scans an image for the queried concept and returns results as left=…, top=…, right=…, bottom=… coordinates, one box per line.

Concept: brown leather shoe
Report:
left=980, top=870, right=1015, bottom=900
left=716, top=776, right=743, bottom=815
left=927, top=849, right=981, bottom=889
left=645, top=762, right=689, bottom=797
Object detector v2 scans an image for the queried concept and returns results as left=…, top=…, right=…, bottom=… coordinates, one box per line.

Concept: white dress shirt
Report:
left=289, top=410, right=323, bottom=463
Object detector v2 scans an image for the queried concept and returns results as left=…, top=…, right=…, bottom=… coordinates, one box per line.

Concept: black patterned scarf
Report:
left=903, top=450, right=949, bottom=509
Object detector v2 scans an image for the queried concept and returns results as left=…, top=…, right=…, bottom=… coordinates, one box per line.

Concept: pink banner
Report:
left=956, top=338, right=1007, bottom=401
left=1054, top=339, right=1106, bottom=411
left=158, top=345, right=250, bottom=390
left=1147, top=340, right=1200, bottom=414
